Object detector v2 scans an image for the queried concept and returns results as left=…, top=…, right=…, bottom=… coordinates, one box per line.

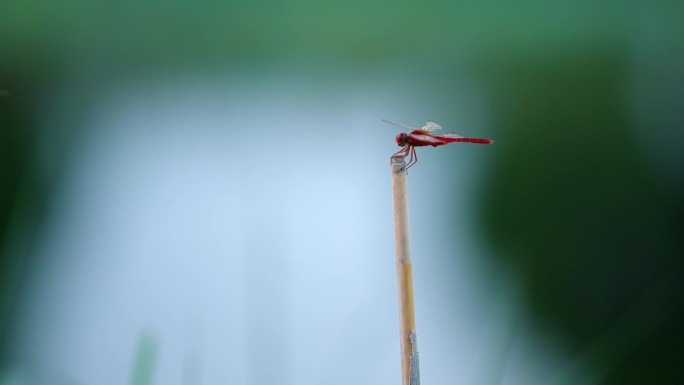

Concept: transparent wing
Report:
left=438, top=132, right=464, bottom=139
left=382, top=119, right=418, bottom=130
left=421, top=120, right=442, bottom=132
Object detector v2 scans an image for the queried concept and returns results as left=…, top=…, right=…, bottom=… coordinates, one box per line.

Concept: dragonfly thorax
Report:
left=396, top=133, right=408, bottom=147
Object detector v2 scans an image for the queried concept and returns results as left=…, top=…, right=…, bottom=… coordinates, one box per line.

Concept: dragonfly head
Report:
left=395, top=133, right=408, bottom=147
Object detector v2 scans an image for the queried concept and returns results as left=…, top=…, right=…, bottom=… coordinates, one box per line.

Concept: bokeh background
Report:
left=1, top=1, right=683, bottom=384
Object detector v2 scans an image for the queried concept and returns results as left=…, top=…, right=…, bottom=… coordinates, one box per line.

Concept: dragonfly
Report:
left=383, top=119, right=494, bottom=172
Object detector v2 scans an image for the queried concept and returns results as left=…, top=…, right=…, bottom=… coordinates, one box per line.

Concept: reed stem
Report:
left=391, top=155, right=420, bottom=385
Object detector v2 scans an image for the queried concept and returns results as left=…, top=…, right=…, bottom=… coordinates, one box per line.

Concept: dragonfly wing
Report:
left=421, top=120, right=442, bottom=132
left=438, top=133, right=464, bottom=139
left=382, top=119, right=418, bottom=130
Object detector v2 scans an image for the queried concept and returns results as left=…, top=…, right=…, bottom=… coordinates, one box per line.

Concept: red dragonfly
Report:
left=383, top=119, right=494, bottom=171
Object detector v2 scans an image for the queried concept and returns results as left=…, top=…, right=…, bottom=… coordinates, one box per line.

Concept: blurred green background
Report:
left=2, top=1, right=683, bottom=384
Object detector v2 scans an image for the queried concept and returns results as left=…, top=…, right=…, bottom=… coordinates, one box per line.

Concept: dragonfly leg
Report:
left=393, top=146, right=412, bottom=173
left=405, top=148, right=414, bottom=170
left=392, top=145, right=410, bottom=158
left=404, top=146, right=418, bottom=171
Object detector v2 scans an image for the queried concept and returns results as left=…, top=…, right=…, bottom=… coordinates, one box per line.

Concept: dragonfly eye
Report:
left=395, top=133, right=407, bottom=146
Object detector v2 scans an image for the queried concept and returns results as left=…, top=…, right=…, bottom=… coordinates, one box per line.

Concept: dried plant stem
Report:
left=391, top=155, right=420, bottom=385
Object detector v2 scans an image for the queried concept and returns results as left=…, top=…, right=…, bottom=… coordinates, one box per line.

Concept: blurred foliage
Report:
left=479, top=45, right=684, bottom=384
left=131, top=332, right=158, bottom=385
left=0, top=68, right=52, bottom=360
left=2, top=1, right=683, bottom=69
left=1, top=0, right=683, bottom=384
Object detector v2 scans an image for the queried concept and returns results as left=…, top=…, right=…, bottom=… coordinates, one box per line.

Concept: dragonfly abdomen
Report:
left=443, top=137, right=494, bottom=144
